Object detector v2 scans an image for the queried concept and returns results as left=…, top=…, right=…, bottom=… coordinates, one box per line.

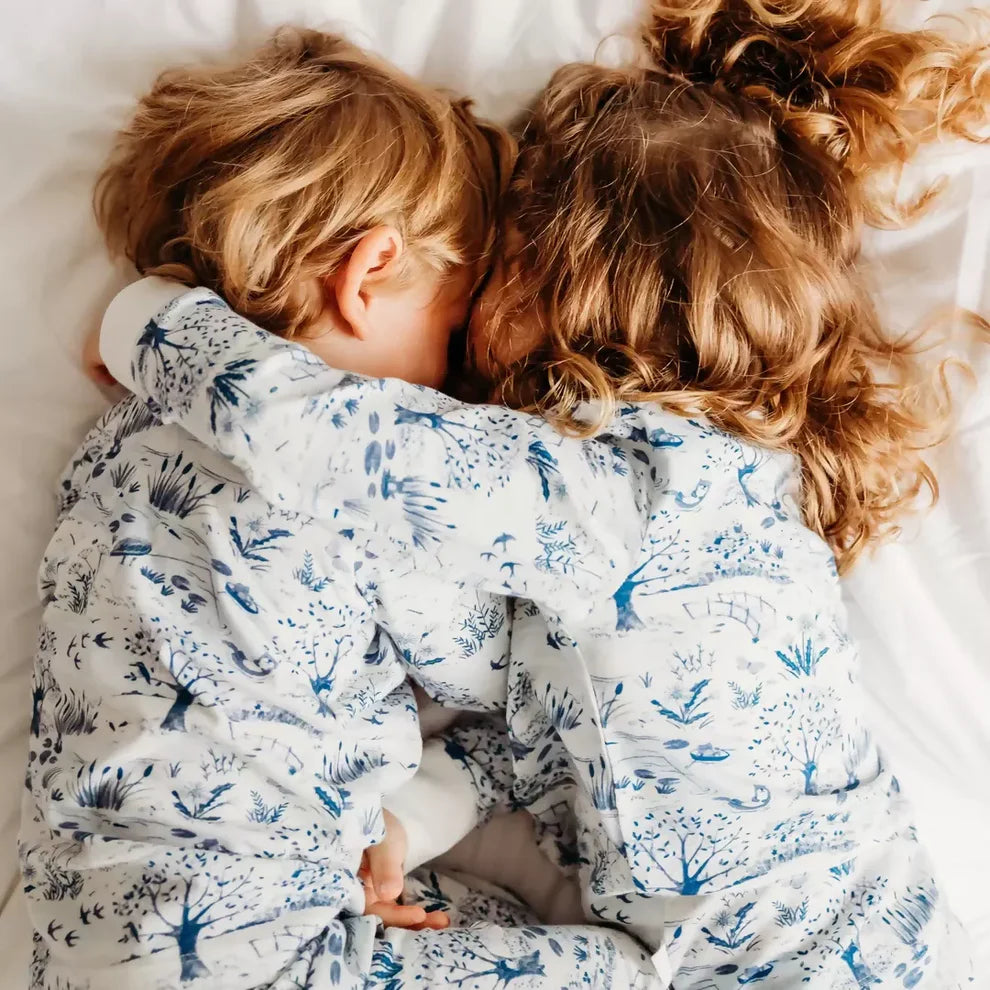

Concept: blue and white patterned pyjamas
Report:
left=88, top=279, right=978, bottom=989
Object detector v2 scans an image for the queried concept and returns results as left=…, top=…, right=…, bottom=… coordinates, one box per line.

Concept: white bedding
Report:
left=0, top=1, right=987, bottom=986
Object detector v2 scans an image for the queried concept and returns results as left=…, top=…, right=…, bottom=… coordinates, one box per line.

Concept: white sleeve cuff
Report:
left=100, top=277, right=189, bottom=391
left=384, top=739, right=483, bottom=871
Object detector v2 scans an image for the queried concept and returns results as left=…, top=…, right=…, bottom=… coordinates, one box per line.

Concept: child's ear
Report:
left=332, top=226, right=404, bottom=339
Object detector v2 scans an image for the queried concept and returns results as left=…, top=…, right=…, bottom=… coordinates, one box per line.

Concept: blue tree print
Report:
left=836, top=882, right=886, bottom=988
left=114, top=857, right=256, bottom=983
left=612, top=532, right=685, bottom=631
left=123, top=648, right=227, bottom=733
left=393, top=404, right=484, bottom=454
left=755, top=690, right=836, bottom=796
left=629, top=810, right=751, bottom=895
left=430, top=932, right=546, bottom=988
left=30, top=648, right=55, bottom=738
left=736, top=448, right=765, bottom=507
left=794, top=877, right=887, bottom=987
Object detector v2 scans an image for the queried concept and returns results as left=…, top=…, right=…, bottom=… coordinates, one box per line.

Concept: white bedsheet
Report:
left=0, top=2, right=987, bottom=986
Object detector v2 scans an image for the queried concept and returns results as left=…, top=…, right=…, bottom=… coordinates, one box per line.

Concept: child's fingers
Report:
left=365, top=901, right=428, bottom=929
left=365, top=839, right=405, bottom=902
left=409, top=909, right=450, bottom=931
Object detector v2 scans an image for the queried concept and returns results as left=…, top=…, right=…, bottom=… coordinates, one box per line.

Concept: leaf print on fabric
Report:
left=247, top=791, right=287, bottom=825
left=700, top=901, right=758, bottom=952
left=454, top=602, right=505, bottom=658
left=147, top=452, right=224, bottom=518
left=229, top=516, right=292, bottom=562
left=51, top=688, right=100, bottom=737
left=526, top=441, right=562, bottom=501
left=651, top=679, right=711, bottom=727
left=776, top=637, right=829, bottom=678
left=70, top=762, right=153, bottom=811
left=172, top=782, right=236, bottom=822
left=293, top=551, right=330, bottom=592
left=207, top=358, right=256, bottom=433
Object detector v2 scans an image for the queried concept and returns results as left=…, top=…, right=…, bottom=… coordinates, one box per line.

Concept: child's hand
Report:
left=82, top=324, right=117, bottom=387
left=360, top=809, right=449, bottom=931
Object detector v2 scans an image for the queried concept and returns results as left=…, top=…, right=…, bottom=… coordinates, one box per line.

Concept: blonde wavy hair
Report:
left=95, top=29, right=513, bottom=338
left=486, top=0, right=990, bottom=571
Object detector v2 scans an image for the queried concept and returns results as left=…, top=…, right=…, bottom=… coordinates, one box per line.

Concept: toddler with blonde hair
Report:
left=23, top=27, right=663, bottom=990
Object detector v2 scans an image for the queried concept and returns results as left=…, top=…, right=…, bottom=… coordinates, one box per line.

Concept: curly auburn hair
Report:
left=95, top=28, right=514, bottom=339
left=483, top=0, right=990, bottom=571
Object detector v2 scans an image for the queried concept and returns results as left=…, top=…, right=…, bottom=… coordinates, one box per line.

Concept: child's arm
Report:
left=99, top=279, right=649, bottom=613
left=381, top=714, right=515, bottom=873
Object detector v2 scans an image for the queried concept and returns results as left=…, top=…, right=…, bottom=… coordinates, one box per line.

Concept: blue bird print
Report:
left=492, top=533, right=515, bottom=552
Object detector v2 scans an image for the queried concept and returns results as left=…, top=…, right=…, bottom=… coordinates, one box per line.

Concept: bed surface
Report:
left=1, top=1, right=987, bottom=985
